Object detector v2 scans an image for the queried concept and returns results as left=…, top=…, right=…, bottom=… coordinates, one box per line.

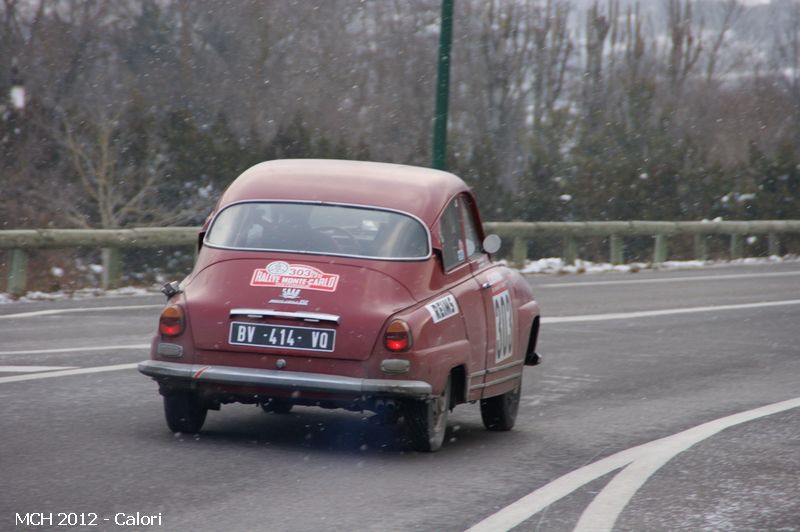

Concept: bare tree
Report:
left=530, top=0, right=573, bottom=148
left=703, top=0, right=744, bottom=84
left=59, top=110, right=154, bottom=228
left=57, top=107, right=208, bottom=228
left=455, top=0, right=550, bottom=190
left=773, top=0, right=800, bottom=153
left=581, top=1, right=614, bottom=136
left=665, top=0, right=703, bottom=100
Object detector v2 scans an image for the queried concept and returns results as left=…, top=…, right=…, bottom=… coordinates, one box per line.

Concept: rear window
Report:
left=204, top=202, right=430, bottom=260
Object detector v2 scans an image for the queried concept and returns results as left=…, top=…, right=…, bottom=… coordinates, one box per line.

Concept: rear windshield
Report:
left=204, top=202, right=430, bottom=260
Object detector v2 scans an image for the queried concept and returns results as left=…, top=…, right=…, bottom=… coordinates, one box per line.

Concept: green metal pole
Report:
left=432, top=0, right=454, bottom=170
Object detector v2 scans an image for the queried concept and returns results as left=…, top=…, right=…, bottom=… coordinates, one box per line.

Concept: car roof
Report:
left=217, top=159, right=471, bottom=225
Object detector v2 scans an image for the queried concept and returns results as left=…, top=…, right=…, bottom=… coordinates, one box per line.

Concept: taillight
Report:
left=159, top=305, right=185, bottom=337
left=384, top=319, right=412, bottom=352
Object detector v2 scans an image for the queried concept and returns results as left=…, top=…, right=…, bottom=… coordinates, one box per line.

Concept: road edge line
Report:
left=0, top=363, right=139, bottom=384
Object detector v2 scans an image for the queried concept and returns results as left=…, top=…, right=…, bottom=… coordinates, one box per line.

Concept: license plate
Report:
left=229, top=321, right=335, bottom=352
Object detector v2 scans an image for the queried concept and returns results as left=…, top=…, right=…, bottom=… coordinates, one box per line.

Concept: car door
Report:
left=460, top=196, right=523, bottom=399
left=436, top=195, right=488, bottom=398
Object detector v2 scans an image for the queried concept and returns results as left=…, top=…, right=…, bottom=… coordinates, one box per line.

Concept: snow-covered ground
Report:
left=520, top=255, right=799, bottom=275
left=0, top=285, right=160, bottom=304
left=1, top=255, right=798, bottom=304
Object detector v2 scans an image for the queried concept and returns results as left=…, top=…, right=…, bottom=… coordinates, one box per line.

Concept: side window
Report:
left=460, top=197, right=482, bottom=258
left=439, top=197, right=465, bottom=271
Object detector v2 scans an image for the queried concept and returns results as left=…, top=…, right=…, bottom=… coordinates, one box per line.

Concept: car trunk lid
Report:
left=185, top=257, right=415, bottom=361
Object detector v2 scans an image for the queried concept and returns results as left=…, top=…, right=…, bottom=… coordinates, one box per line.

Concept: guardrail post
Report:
left=729, top=234, right=743, bottom=259
left=693, top=234, right=708, bottom=261
left=563, top=234, right=577, bottom=266
left=609, top=235, right=623, bottom=265
left=768, top=232, right=780, bottom=256
left=8, top=249, right=28, bottom=297
left=512, top=237, right=527, bottom=268
left=653, top=234, right=668, bottom=263
left=101, top=248, right=122, bottom=290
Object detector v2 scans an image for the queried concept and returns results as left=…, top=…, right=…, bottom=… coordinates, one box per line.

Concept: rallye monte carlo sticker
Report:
left=251, top=261, right=340, bottom=292
left=425, top=294, right=459, bottom=323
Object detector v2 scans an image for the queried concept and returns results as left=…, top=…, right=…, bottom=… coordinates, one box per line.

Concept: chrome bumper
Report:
left=137, top=360, right=432, bottom=398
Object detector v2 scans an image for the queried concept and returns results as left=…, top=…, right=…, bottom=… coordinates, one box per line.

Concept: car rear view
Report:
left=139, top=159, right=540, bottom=452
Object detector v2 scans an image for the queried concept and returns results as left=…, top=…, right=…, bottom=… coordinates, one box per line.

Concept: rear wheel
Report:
left=406, top=377, right=450, bottom=452
left=261, top=398, right=293, bottom=414
left=163, top=392, right=208, bottom=433
left=480, top=379, right=521, bottom=431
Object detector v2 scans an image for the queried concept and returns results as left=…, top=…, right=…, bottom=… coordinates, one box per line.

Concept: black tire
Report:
left=261, top=398, right=293, bottom=414
left=480, top=379, right=521, bottom=431
left=163, top=392, right=207, bottom=433
left=406, top=377, right=451, bottom=452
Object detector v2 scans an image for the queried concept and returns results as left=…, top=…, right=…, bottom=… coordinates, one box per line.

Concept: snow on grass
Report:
left=520, top=255, right=799, bottom=275
left=0, top=285, right=162, bottom=304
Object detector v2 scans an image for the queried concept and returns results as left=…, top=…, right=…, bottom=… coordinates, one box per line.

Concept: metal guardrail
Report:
left=2, top=221, right=799, bottom=296
left=484, top=220, right=800, bottom=268
left=0, top=227, right=198, bottom=297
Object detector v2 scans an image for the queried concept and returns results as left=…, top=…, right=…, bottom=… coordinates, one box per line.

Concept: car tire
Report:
left=480, top=378, right=521, bottom=431
left=261, top=398, right=293, bottom=414
left=406, top=377, right=450, bottom=452
left=163, top=392, right=207, bottom=433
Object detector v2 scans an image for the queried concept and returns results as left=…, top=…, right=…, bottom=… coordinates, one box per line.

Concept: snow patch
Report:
left=0, top=285, right=161, bottom=304
left=520, top=255, right=798, bottom=276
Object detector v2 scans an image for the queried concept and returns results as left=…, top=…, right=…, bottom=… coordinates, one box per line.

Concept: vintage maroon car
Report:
left=139, top=159, right=541, bottom=451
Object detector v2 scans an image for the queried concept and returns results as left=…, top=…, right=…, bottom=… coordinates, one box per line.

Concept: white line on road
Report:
left=0, top=304, right=162, bottom=319
left=466, top=396, right=800, bottom=532
left=538, top=270, right=800, bottom=288
left=0, top=363, right=139, bottom=384
left=4, top=302, right=797, bottom=356
left=542, top=299, right=800, bottom=324
left=0, top=365, right=78, bottom=372
left=0, top=344, right=150, bottom=356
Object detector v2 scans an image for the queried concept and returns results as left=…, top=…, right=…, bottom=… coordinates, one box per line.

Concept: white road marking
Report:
left=0, top=363, right=139, bottom=384
left=539, top=270, right=800, bottom=288
left=0, top=344, right=150, bottom=356
left=4, top=301, right=797, bottom=356
left=466, top=396, right=800, bottom=532
left=0, top=304, right=162, bottom=319
left=542, top=299, right=800, bottom=324
left=0, top=365, right=78, bottom=372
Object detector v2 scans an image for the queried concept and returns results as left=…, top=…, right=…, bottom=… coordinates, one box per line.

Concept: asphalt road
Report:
left=1, top=260, right=798, bottom=531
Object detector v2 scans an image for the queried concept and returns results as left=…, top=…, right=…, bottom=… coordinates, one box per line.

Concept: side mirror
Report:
left=482, top=234, right=502, bottom=254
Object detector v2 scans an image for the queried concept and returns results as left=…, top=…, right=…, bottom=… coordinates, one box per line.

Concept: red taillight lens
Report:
left=159, top=305, right=185, bottom=337
left=384, top=319, right=412, bottom=352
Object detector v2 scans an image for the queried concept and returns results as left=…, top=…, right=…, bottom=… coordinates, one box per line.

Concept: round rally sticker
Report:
left=267, top=261, right=290, bottom=275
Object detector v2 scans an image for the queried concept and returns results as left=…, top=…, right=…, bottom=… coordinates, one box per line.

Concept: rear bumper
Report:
left=138, top=360, right=432, bottom=398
